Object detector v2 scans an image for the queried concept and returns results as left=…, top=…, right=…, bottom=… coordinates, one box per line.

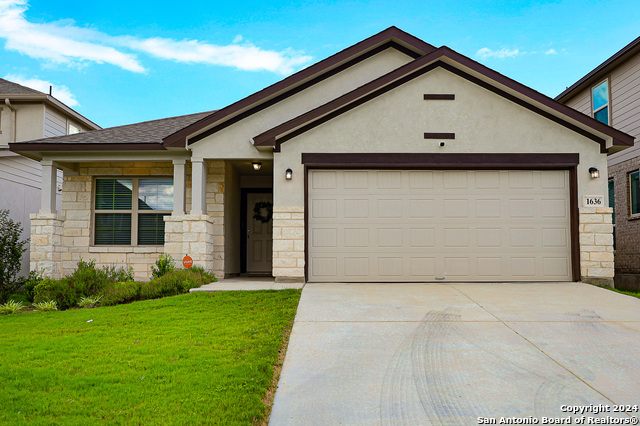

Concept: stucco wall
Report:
left=273, top=66, right=612, bottom=282
left=190, top=48, right=414, bottom=160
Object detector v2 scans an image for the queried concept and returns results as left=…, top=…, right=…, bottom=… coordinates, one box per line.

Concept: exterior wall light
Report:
left=589, top=167, right=600, bottom=179
left=285, top=168, right=293, bottom=180
left=252, top=162, right=262, bottom=171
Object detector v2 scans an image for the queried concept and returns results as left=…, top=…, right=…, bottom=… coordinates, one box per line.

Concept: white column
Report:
left=172, top=159, right=186, bottom=215
left=40, top=160, right=57, bottom=214
left=190, top=158, right=207, bottom=215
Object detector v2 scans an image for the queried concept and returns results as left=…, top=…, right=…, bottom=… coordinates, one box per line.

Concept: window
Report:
left=592, top=80, right=610, bottom=125
left=94, top=178, right=173, bottom=245
left=630, top=171, right=640, bottom=216
left=68, top=123, right=81, bottom=134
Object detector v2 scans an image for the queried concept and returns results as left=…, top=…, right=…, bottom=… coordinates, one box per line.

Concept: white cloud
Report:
left=476, top=47, right=522, bottom=59
left=0, top=0, right=146, bottom=72
left=545, top=48, right=557, bottom=55
left=4, top=73, right=78, bottom=106
left=0, top=0, right=312, bottom=75
left=123, top=37, right=312, bottom=75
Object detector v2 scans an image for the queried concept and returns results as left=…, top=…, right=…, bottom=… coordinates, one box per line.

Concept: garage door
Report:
left=308, top=169, right=572, bottom=282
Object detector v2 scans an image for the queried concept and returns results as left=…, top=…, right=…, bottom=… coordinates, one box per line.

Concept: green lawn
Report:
left=611, top=288, right=640, bottom=299
left=0, top=290, right=301, bottom=425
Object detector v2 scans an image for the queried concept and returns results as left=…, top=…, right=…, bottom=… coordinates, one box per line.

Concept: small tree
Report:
left=0, top=209, right=29, bottom=303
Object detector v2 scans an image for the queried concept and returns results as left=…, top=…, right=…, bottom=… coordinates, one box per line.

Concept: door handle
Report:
left=247, top=229, right=251, bottom=239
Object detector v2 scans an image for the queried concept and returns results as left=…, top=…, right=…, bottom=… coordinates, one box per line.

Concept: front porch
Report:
left=28, top=158, right=303, bottom=282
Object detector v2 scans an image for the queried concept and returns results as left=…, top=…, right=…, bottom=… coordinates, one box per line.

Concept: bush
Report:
left=33, top=300, right=58, bottom=311
left=139, top=269, right=215, bottom=301
left=101, top=281, right=141, bottom=307
left=0, top=300, right=24, bottom=315
left=150, top=254, right=175, bottom=278
left=0, top=210, right=29, bottom=303
left=22, top=270, right=44, bottom=303
left=33, top=260, right=134, bottom=309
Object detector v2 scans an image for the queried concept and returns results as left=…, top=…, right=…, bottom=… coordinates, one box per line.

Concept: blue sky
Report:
left=1, top=0, right=638, bottom=129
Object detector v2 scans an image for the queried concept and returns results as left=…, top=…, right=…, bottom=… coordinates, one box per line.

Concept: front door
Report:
left=246, top=192, right=273, bottom=273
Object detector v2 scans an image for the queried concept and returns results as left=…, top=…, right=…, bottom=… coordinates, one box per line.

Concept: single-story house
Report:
left=9, top=27, right=634, bottom=285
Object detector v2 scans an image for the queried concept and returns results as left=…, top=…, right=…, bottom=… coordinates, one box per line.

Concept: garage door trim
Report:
left=302, top=153, right=580, bottom=282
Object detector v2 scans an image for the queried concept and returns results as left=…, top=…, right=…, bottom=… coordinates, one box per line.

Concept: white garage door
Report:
left=308, top=169, right=572, bottom=282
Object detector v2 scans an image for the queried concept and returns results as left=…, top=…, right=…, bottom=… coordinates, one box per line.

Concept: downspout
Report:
left=4, top=98, right=16, bottom=143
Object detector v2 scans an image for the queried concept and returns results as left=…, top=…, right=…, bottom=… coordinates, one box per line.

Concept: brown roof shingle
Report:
left=0, top=78, right=46, bottom=96
left=11, top=111, right=214, bottom=149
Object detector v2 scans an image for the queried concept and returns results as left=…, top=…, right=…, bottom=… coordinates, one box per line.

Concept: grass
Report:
left=0, top=290, right=301, bottom=425
left=610, top=288, right=640, bottom=299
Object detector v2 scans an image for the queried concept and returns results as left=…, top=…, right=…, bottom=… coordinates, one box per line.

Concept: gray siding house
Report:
left=557, top=36, right=640, bottom=287
left=0, top=79, right=100, bottom=275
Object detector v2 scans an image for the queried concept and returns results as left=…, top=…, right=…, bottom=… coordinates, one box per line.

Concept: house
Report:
left=9, top=27, right=633, bottom=285
left=556, top=36, right=640, bottom=289
left=0, top=79, right=100, bottom=276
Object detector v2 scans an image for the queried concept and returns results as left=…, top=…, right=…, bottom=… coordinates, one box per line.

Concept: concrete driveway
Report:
left=270, top=283, right=640, bottom=425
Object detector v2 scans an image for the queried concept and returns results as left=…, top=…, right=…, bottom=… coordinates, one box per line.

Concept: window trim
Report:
left=591, top=78, right=611, bottom=125
left=92, top=176, right=173, bottom=246
left=629, top=170, right=640, bottom=219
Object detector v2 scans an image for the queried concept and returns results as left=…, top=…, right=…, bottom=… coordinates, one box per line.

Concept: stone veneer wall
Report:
left=272, top=206, right=305, bottom=282
left=30, top=213, right=64, bottom=279
left=579, top=207, right=615, bottom=287
left=66, top=162, right=174, bottom=280
left=177, top=160, right=225, bottom=278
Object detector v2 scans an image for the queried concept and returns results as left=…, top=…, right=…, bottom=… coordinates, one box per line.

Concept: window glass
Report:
left=68, top=124, right=81, bottom=134
left=631, top=171, right=640, bottom=215
left=95, top=213, right=132, bottom=245
left=138, top=178, right=173, bottom=211
left=592, top=81, right=608, bottom=110
left=138, top=214, right=166, bottom=245
left=608, top=178, right=615, bottom=224
left=594, top=107, right=609, bottom=125
left=95, top=179, right=133, bottom=210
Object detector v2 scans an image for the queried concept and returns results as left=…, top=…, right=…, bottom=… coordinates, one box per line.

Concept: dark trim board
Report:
left=424, top=133, right=455, bottom=139
left=11, top=143, right=166, bottom=152
left=240, top=188, right=274, bottom=274
left=423, top=94, right=455, bottom=100
left=303, top=153, right=581, bottom=282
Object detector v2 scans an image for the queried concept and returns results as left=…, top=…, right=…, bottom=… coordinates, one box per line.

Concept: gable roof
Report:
left=10, top=111, right=213, bottom=152
left=252, top=46, right=634, bottom=153
left=162, top=26, right=436, bottom=148
left=0, top=78, right=45, bottom=95
left=556, top=36, right=640, bottom=103
left=1, top=79, right=101, bottom=130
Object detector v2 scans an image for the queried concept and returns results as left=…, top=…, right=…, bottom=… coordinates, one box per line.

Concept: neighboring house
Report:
left=10, top=27, right=633, bottom=286
left=0, top=79, right=100, bottom=276
left=556, top=36, right=640, bottom=287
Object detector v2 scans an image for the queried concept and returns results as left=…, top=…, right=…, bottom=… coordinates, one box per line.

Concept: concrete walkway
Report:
left=190, top=277, right=304, bottom=292
left=270, top=283, right=640, bottom=425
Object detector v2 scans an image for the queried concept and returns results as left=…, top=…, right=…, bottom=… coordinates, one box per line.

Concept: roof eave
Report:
left=555, top=35, right=640, bottom=103
left=162, top=26, right=436, bottom=148
left=253, top=46, right=634, bottom=150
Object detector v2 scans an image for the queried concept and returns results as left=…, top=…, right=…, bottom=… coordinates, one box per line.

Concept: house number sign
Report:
left=583, top=195, right=604, bottom=207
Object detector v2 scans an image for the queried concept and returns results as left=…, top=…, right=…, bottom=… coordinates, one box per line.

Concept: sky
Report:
left=0, top=0, right=638, bottom=129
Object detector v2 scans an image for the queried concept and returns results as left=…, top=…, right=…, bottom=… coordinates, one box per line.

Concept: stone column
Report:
left=579, top=206, right=615, bottom=287
left=40, top=160, right=57, bottom=214
left=272, top=206, right=305, bottom=282
left=30, top=212, right=65, bottom=278
left=164, top=214, right=216, bottom=275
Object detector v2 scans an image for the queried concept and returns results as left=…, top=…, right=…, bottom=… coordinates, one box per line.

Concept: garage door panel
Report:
left=308, top=169, right=572, bottom=282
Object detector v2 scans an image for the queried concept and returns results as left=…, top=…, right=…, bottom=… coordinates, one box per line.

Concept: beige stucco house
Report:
left=0, top=78, right=100, bottom=276
left=10, top=27, right=634, bottom=286
left=556, top=36, right=640, bottom=289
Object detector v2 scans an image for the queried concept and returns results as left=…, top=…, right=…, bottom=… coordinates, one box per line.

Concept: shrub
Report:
left=78, top=295, right=102, bottom=308
left=101, top=281, right=141, bottom=307
left=33, top=260, right=135, bottom=310
left=0, top=300, right=24, bottom=315
left=0, top=210, right=29, bottom=303
left=22, top=270, right=44, bottom=303
left=150, top=254, right=175, bottom=278
left=139, top=268, right=215, bottom=300
left=33, top=300, right=58, bottom=312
